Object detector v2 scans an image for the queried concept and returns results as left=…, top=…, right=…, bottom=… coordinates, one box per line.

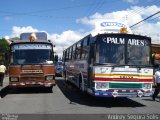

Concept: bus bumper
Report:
left=91, top=89, right=153, bottom=98
left=9, top=81, right=56, bottom=88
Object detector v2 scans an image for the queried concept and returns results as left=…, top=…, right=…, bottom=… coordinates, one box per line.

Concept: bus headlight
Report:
left=45, top=75, right=54, bottom=81
left=95, top=82, right=109, bottom=90
left=143, top=83, right=151, bottom=89
left=10, top=77, right=19, bottom=82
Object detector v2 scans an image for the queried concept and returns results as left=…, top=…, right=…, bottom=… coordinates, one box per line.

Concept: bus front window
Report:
left=95, top=40, right=150, bottom=66
left=13, top=49, right=51, bottom=65
left=127, top=45, right=150, bottom=65
left=96, top=43, right=125, bottom=65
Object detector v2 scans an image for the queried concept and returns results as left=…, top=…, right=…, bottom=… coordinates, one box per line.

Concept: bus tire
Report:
left=79, top=74, right=82, bottom=91
left=64, top=71, right=68, bottom=83
left=48, top=86, right=53, bottom=92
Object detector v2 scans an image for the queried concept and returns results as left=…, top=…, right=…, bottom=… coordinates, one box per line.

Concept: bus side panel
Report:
left=43, top=65, right=56, bottom=76
left=9, top=66, right=21, bottom=76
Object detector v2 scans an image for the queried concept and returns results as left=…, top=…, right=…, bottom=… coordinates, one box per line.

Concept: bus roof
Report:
left=91, top=20, right=133, bottom=36
left=20, top=32, right=47, bottom=40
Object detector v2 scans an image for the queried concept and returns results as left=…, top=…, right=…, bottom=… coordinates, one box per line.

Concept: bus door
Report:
left=87, top=43, right=96, bottom=89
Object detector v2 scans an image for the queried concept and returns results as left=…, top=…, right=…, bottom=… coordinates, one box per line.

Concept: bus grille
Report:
left=20, top=77, right=45, bottom=82
left=109, top=83, right=142, bottom=89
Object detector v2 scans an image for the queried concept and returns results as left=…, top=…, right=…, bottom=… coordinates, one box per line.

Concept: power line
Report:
left=0, top=1, right=111, bottom=18
left=130, top=10, right=160, bottom=28
left=131, top=14, right=160, bottom=30
left=127, top=0, right=160, bottom=17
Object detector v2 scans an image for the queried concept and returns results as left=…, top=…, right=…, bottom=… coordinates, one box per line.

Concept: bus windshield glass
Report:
left=127, top=44, right=150, bottom=65
left=96, top=34, right=151, bottom=66
left=11, top=43, right=52, bottom=65
left=13, top=49, right=51, bottom=65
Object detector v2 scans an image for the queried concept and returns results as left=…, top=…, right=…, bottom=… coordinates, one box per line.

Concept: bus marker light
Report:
left=138, top=91, right=143, bottom=97
left=112, top=92, right=118, bottom=97
left=95, top=93, right=99, bottom=95
left=20, top=83, right=25, bottom=85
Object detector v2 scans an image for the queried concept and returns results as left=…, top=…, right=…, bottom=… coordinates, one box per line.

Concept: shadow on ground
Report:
left=143, top=97, right=160, bottom=102
left=56, top=78, right=145, bottom=108
left=0, top=86, right=53, bottom=98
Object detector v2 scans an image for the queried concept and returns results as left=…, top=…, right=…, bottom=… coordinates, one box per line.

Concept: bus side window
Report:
left=81, top=38, right=89, bottom=60
left=65, top=50, right=69, bottom=61
left=89, top=44, right=95, bottom=64
left=76, top=42, right=81, bottom=60
left=72, top=45, right=76, bottom=60
left=68, top=47, right=72, bottom=60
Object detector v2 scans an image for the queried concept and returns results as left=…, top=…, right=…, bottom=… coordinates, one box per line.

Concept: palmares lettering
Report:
left=102, top=37, right=146, bottom=46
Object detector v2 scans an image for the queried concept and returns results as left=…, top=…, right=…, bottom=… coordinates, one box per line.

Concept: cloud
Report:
left=77, top=5, right=160, bottom=26
left=4, top=36, right=10, bottom=39
left=123, top=0, right=139, bottom=4
left=132, top=22, right=160, bottom=44
left=11, top=26, right=39, bottom=38
left=48, top=30, right=85, bottom=57
left=77, top=5, right=160, bottom=43
left=8, top=5, right=160, bottom=57
left=9, top=26, right=85, bottom=57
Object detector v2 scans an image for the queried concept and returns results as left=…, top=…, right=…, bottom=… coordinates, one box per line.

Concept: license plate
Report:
left=45, top=84, right=51, bottom=87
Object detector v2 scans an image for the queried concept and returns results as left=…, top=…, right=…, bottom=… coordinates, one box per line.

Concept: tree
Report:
left=0, top=38, right=10, bottom=52
left=0, top=38, right=10, bottom=63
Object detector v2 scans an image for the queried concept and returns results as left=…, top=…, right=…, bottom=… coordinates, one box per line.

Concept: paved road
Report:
left=0, top=77, right=160, bottom=115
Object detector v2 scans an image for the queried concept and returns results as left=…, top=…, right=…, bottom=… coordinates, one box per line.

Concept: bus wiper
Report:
left=127, top=64, right=153, bottom=69
left=94, top=63, right=116, bottom=66
left=94, top=63, right=153, bottom=68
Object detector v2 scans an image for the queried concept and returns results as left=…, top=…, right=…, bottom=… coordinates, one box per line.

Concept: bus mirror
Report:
left=154, top=63, right=159, bottom=69
left=46, top=60, right=53, bottom=64
left=55, top=55, right=58, bottom=62
left=89, top=44, right=95, bottom=64
left=5, top=52, right=8, bottom=60
left=151, top=54, right=155, bottom=65
left=90, top=44, right=95, bottom=57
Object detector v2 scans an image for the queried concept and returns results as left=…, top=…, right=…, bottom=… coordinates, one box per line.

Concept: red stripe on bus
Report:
left=94, top=77, right=152, bottom=82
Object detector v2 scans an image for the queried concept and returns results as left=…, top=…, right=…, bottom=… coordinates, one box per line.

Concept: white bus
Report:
left=63, top=20, right=153, bottom=97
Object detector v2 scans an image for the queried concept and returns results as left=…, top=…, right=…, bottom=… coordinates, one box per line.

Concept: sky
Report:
left=0, top=0, right=160, bottom=57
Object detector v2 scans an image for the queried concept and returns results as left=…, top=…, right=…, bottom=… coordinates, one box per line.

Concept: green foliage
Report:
left=0, top=38, right=10, bottom=52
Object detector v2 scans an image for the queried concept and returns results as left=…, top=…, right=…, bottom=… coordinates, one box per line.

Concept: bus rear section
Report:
left=8, top=32, right=56, bottom=88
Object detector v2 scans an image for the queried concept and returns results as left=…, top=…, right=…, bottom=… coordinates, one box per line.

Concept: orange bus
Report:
left=8, top=32, right=56, bottom=89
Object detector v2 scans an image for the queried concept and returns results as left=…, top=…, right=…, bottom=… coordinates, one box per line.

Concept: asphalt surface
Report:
left=0, top=77, right=160, bottom=119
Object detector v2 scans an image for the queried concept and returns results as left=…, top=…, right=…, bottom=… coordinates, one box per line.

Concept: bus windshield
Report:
left=127, top=45, right=150, bottom=65
left=13, top=49, right=51, bottom=65
left=96, top=43, right=125, bottom=64
left=96, top=34, right=151, bottom=66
